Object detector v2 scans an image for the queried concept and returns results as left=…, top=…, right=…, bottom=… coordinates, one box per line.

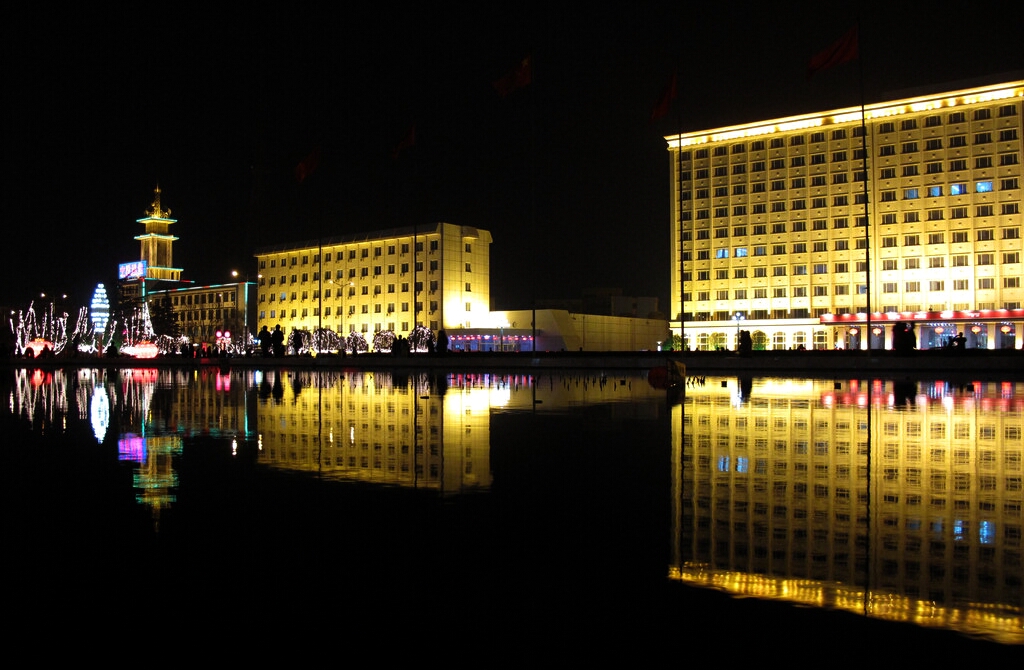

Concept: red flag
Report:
left=295, top=148, right=320, bottom=184
left=393, top=124, right=416, bottom=159
left=493, top=56, right=532, bottom=98
left=807, top=26, right=859, bottom=79
left=650, top=73, right=678, bottom=122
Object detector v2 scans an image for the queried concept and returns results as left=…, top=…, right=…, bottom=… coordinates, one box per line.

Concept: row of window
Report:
left=686, top=179, right=1018, bottom=203
left=168, top=292, right=236, bottom=306
left=260, top=240, right=468, bottom=269
left=685, top=276, right=1022, bottom=302
left=686, top=144, right=1020, bottom=177
left=686, top=220, right=1021, bottom=239
left=879, top=129, right=1019, bottom=154
left=686, top=255, right=1021, bottom=278
left=692, top=250, right=1019, bottom=268
left=260, top=260, right=471, bottom=286
left=680, top=104, right=1019, bottom=159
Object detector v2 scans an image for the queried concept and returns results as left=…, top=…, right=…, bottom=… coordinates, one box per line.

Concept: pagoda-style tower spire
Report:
left=135, top=185, right=182, bottom=282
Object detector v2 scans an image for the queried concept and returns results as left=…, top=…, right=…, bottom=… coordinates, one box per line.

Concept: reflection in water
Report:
left=672, top=377, right=1023, bottom=644
left=4, top=367, right=1020, bottom=645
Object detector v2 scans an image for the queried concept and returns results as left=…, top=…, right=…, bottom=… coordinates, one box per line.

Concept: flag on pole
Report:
left=650, top=72, right=678, bottom=122
left=807, top=25, right=859, bottom=79
left=295, top=148, right=320, bottom=184
left=493, top=56, right=532, bottom=97
left=392, top=124, right=416, bottom=159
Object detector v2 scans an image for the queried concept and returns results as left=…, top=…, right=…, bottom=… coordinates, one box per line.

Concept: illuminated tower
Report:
left=135, top=185, right=183, bottom=282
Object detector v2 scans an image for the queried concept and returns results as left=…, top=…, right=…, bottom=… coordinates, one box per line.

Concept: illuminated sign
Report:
left=119, top=260, right=147, bottom=280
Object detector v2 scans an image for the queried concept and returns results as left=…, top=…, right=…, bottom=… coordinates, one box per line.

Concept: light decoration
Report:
left=90, top=284, right=110, bottom=333
left=669, top=83, right=1022, bottom=148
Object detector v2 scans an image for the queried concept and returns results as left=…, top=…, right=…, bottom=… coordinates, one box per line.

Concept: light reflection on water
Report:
left=673, top=375, right=1023, bottom=644
left=3, top=367, right=1021, bottom=645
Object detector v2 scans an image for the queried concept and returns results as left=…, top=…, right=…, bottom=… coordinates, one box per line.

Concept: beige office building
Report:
left=667, top=79, right=1023, bottom=351
left=255, top=222, right=492, bottom=339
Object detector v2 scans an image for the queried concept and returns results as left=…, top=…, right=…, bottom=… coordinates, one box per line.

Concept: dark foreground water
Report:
left=3, top=367, right=1020, bottom=660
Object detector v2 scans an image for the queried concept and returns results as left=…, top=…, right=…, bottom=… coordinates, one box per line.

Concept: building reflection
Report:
left=671, top=377, right=1024, bottom=644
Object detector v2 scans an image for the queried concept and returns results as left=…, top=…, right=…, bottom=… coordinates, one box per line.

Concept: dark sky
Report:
left=4, top=4, right=1022, bottom=313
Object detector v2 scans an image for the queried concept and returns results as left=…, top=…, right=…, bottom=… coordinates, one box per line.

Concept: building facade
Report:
left=668, top=80, right=1023, bottom=351
left=254, top=222, right=493, bottom=341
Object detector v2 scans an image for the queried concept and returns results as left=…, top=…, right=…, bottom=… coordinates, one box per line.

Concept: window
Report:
left=772, top=244, right=787, bottom=255
left=811, top=153, right=826, bottom=165
left=879, top=122, right=895, bottom=134
left=811, top=175, right=826, bottom=186
left=951, top=207, right=968, bottom=219
left=1005, top=277, right=1022, bottom=288
left=812, top=219, right=827, bottom=230
left=770, top=159, right=785, bottom=170
left=832, top=174, right=848, bottom=185
left=1000, top=129, right=1019, bottom=141
left=926, top=209, right=943, bottom=221
left=834, top=262, right=849, bottom=273
left=882, top=236, right=897, bottom=248
left=925, top=139, right=942, bottom=151
left=976, top=205, right=994, bottom=217
left=831, top=129, right=847, bottom=140
left=928, top=186, right=942, bottom=197
left=812, top=197, right=827, bottom=208
left=772, top=223, right=786, bottom=233
left=834, top=240, right=849, bottom=251
left=754, top=268, right=767, bottom=278
left=1003, top=178, right=1020, bottom=190
left=904, top=258, right=920, bottom=269
left=1000, top=153, right=1020, bottom=166
left=925, top=162, right=943, bottom=174
left=881, top=213, right=897, bottom=225
left=951, top=232, right=968, bottom=244
left=902, top=165, right=919, bottom=177
left=1003, top=225, right=1021, bottom=238
left=974, top=132, right=992, bottom=145
left=772, top=266, right=787, bottom=276
left=834, top=217, right=848, bottom=228
left=792, top=221, right=806, bottom=232
left=953, top=279, right=968, bottom=290
left=929, top=281, right=944, bottom=291
left=902, top=142, right=918, bottom=154
left=976, top=180, right=993, bottom=193
left=928, top=257, right=945, bottom=269
left=905, top=281, right=920, bottom=292
left=883, top=282, right=897, bottom=293
left=773, top=288, right=787, bottom=298
left=976, top=253, right=994, bottom=265
left=904, top=188, right=919, bottom=199
left=904, top=235, right=920, bottom=246
left=880, top=167, right=896, bottom=179
left=904, top=211, right=920, bottom=223
left=999, top=104, right=1018, bottom=117
left=949, top=159, right=967, bottom=172
left=974, top=108, right=991, bottom=120
left=975, top=156, right=993, bottom=169
left=927, top=233, right=944, bottom=245
left=948, top=111, right=966, bottom=123
left=1004, top=252, right=1021, bottom=264
left=813, top=264, right=828, bottom=274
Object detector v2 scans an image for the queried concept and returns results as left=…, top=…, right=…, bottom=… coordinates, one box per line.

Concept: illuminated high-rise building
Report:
left=254, top=222, right=492, bottom=338
left=667, top=79, right=1023, bottom=351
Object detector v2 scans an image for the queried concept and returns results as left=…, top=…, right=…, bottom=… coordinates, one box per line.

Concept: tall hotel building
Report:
left=668, top=79, right=1023, bottom=351
left=255, top=222, right=492, bottom=338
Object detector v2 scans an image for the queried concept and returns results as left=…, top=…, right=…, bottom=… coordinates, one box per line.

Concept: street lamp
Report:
left=232, top=270, right=252, bottom=352
left=732, top=311, right=744, bottom=349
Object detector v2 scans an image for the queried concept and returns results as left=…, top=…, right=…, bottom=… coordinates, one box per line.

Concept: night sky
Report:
left=4, top=4, right=1022, bottom=313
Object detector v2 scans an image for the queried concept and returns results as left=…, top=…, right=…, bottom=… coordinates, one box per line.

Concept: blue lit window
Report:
left=950, top=183, right=967, bottom=195
left=735, top=248, right=748, bottom=257
left=904, top=188, right=919, bottom=199
left=954, top=519, right=967, bottom=542
left=716, top=248, right=729, bottom=259
left=717, top=456, right=730, bottom=472
left=735, top=457, right=748, bottom=473
left=928, top=186, right=943, bottom=197
left=976, top=180, right=993, bottom=193
left=979, top=520, right=995, bottom=545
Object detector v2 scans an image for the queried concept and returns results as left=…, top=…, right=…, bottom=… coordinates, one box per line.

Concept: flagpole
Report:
left=855, top=22, right=872, bottom=354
